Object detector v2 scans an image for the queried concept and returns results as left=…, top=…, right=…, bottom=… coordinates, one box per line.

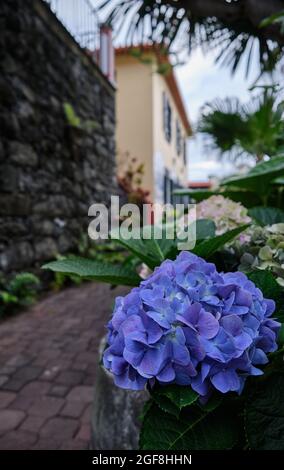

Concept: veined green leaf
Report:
left=248, top=206, right=284, bottom=226
left=42, top=257, right=141, bottom=287
left=221, top=157, right=284, bottom=194
left=151, top=384, right=198, bottom=413
left=192, top=225, right=249, bottom=258
left=111, top=227, right=165, bottom=270
left=173, top=188, right=262, bottom=208
left=247, top=270, right=284, bottom=323
left=245, top=374, right=284, bottom=450
left=140, top=401, right=239, bottom=450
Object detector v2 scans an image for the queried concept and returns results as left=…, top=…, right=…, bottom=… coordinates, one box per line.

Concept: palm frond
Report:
left=98, top=0, right=284, bottom=75
left=198, top=86, right=284, bottom=161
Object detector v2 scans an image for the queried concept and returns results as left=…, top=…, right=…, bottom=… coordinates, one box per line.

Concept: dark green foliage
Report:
left=193, top=225, right=250, bottom=259
left=248, top=206, right=284, bottom=226
left=247, top=270, right=284, bottom=322
left=0, top=273, right=40, bottom=316
left=245, top=374, right=284, bottom=450
left=140, top=398, right=240, bottom=450
left=198, top=88, right=284, bottom=162
left=151, top=384, right=198, bottom=414
left=222, top=156, right=284, bottom=195
left=42, top=257, right=141, bottom=287
left=173, top=188, right=262, bottom=208
left=174, top=157, right=284, bottom=208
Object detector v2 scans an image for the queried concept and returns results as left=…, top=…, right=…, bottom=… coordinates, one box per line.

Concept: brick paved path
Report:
left=0, top=283, right=128, bottom=450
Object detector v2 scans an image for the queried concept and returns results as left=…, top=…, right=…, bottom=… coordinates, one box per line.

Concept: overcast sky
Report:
left=175, top=49, right=254, bottom=181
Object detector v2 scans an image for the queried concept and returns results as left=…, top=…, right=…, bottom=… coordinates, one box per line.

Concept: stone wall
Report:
left=0, top=0, right=117, bottom=275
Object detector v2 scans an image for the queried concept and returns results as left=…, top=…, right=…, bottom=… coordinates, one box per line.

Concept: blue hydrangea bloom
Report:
left=103, top=252, right=280, bottom=397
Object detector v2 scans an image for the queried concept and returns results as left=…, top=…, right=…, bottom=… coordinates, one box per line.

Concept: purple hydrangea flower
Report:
left=103, top=252, right=281, bottom=397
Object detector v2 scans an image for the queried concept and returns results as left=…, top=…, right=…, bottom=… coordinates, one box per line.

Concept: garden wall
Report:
left=0, top=0, right=117, bottom=274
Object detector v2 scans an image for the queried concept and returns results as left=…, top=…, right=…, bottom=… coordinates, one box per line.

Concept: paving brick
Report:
left=41, top=366, right=60, bottom=381
left=6, top=354, right=33, bottom=368
left=40, top=417, right=79, bottom=440
left=0, top=430, right=37, bottom=450
left=56, top=370, right=84, bottom=387
left=0, top=391, right=17, bottom=409
left=0, top=366, right=16, bottom=376
left=0, top=409, right=26, bottom=433
left=82, top=375, right=94, bottom=386
left=81, top=404, right=92, bottom=424
left=75, top=423, right=91, bottom=442
left=29, top=396, right=64, bottom=418
left=31, top=438, right=61, bottom=450
left=47, top=359, right=71, bottom=371
left=48, top=384, right=70, bottom=398
left=60, top=439, right=89, bottom=450
left=20, top=381, right=51, bottom=397
left=75, top=352, right=95, bottom=364
left=60, top=401, right=86, bottom=419
left=38, top=350, right=61, bottom=360
left=0, top=375, right=8, bottom=387
left=71, top=362, right=89, bottom=372
left=10, top=393, right=36, bottom=412
left=12, top=366, right=43, bottom=382
left=31, top=356, right=50, bottom=367
left=66, top=385, right=93, bottom=403
left=1, top=379, right=26, bottom=392
left=20, top=415, right=47, bottom=433
left=0, top=283, right=129, bottom=450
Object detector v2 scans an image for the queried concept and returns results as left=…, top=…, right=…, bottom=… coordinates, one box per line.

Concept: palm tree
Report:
left=197, top=85, right=284, bottom=162
left=99, top=0, right=284, bottom=75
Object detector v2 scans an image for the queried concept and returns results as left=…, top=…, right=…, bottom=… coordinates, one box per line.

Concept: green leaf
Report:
left=221, top=157, right=284, bottom=195
left=260, top=10, right=284, bottom=28
left=151, top=384, right=198, bottom=413
left=195, top=219, right=216, bottom=240
left=63, top=102, right=81, bottom=128
left=111, top=227, right=165, bottom=270
left=245, top=373, right=284, bottom=449
left=0, top=291, right=18, bottom=304
left=151, top=395, right=180, bottom=418
left=247, top=270, right=284, bottom=323
left=192, top=225, right=249, bottom=259
left=111, top=220, right=215, bottom=268
left=277, top=323, right=284, bottom=346
left=140, top=401, right=239, bottom=450
left=173, top=188, right=262, bottom=208
left=42, top=257, right=141, bottom=287
left=197, top=393, right=223, bottom=413
left=272, top=176, right=284, bottom=186
left=248, top=206, right=284, bottom=226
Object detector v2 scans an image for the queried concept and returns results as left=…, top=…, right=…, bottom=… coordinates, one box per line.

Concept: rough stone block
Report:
left=0, top=195, right=31, bottom=216
left=34, top=238, right=58, bottom=261
left=8, top=141, right=38, bottom=167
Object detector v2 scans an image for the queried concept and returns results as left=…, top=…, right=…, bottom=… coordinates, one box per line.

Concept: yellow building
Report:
left=115, top=45, right=192, bottom=204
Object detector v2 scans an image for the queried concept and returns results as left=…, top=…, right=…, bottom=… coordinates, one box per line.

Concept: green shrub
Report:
left=0, top=272, right=40, bottom=317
